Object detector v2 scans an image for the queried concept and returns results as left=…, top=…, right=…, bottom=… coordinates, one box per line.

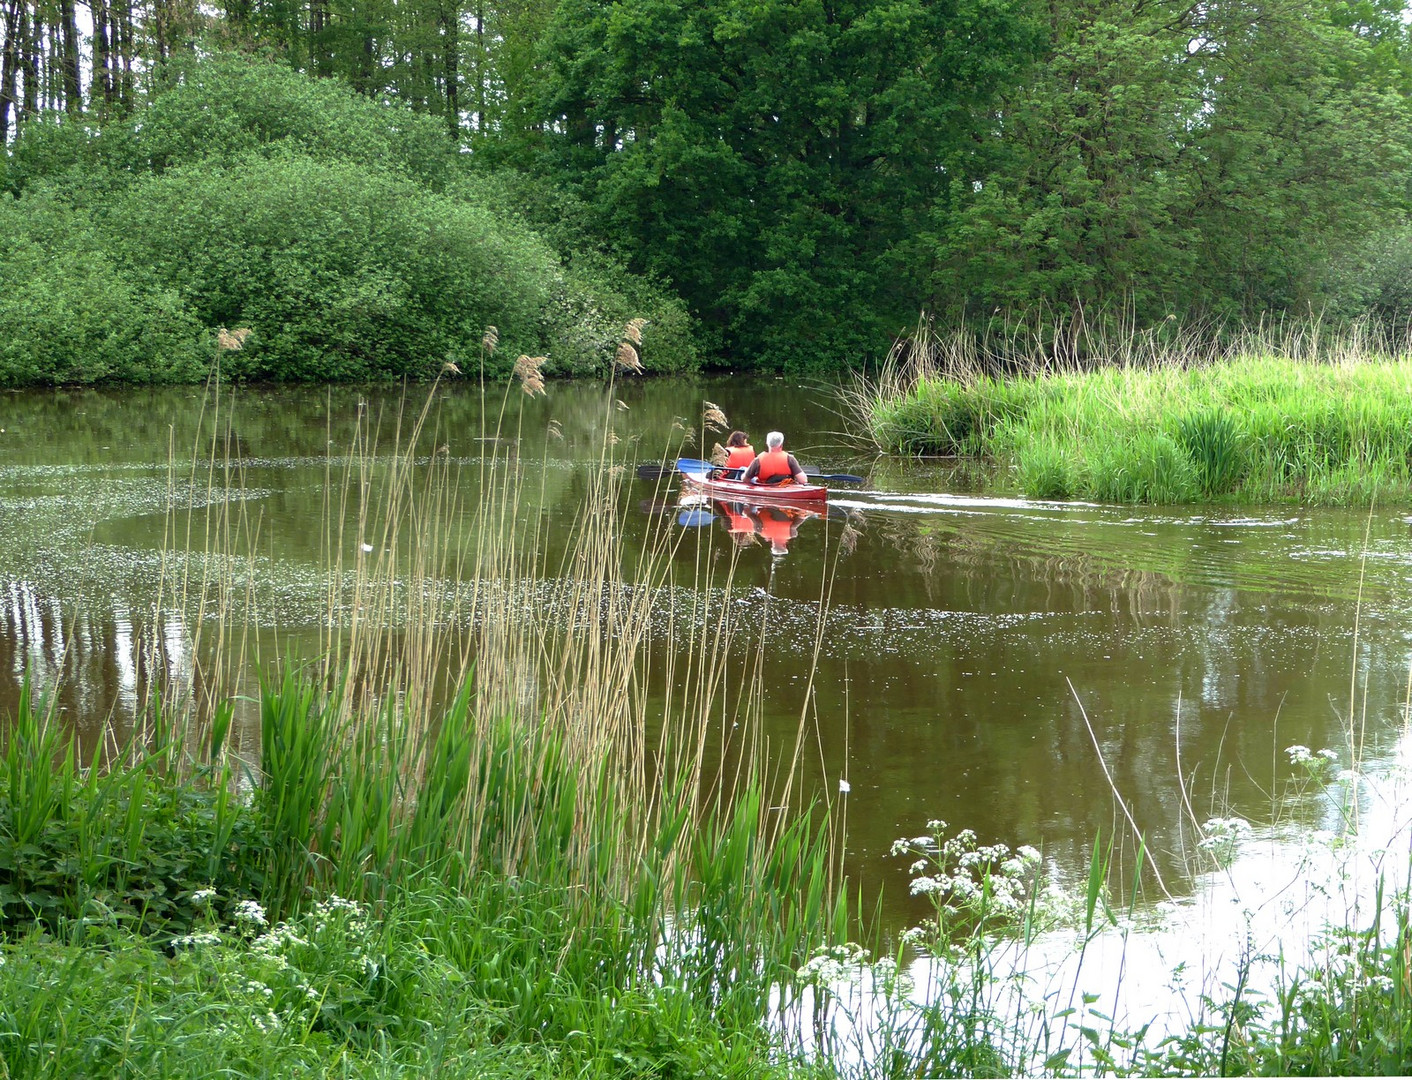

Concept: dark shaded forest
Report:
left=2, top=0, right=1410, bottom=382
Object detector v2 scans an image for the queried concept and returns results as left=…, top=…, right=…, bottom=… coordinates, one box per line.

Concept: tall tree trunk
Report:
left=473, top=0, right=483, bottom=135
left=441, top=0, right=458, bottom=136
left=309, top=0, right=327, bottom=76
left=116, top=0, right=133, bottom=107
left=43, top=8, right=57, bottom=112
left=19, top=0, right=36, bottom=121
left=153, top=0, right=168, bottom=62
left=0, top=0, right=21, bottom=141
left=60, top=0, right=79, bottom=113
left=91, top=0, right=114, bottom=110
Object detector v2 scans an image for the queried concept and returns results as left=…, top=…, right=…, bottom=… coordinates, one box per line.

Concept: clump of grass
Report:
left=0, top=679, right=268, bottom=941
left=1177, top=409, right=1249, bottom=495
left=865, top=352, right=1412, bottom=505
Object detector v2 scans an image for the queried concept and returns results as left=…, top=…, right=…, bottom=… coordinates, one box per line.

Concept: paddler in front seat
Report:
left=742, top=431, right=808, bottom=486
left=722, top=430, right=755, bottom=475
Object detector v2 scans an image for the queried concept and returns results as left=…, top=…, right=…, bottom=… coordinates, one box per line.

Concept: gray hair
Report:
left=765, top=431, right=784, bottom=449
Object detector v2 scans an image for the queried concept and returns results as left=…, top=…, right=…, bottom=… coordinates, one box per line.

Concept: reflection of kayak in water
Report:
left=675, top=457, right=828, bottom=506
left=672, top=492, right=850, bottom=557
left=714, top=500, right=828, bottom=555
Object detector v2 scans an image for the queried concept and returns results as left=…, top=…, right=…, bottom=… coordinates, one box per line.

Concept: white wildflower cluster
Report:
left=893, top=821, right=1046, bottom=943
left=1295, top=976, right=1330, bottom=1007
left=162, top=892, right=399, bottom=1047
left=266, top=896, right=385, bottom=1010
left=238, top=977, right=275, bottom=1000
left=250, top=1009, right=282, bottom=1035
left=1198, top=816, right=1251, bottom=866
left=173, top=930, right=223, bottom=949
left=253, top=923, right=309, bottom=952
left=796, top=943, right=870, bottom=986
left=233, top=899, right=268, bottom=933
left=251, top=923, right=308, bottom=969
left=1286, top=744, right=1339, bottom=783
left=309, top=896, right=371, bottom=940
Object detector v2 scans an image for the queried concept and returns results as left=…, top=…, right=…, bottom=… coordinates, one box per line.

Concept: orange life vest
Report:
left=755, top=449, right=793, bottom=482
left=725, top=444, right=755, bottom=469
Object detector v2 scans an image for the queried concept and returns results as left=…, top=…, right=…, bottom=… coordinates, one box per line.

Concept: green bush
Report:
left=0, top=690, right=268, bottom=941
left=0, top=54, right=701, bottom=386
left=4, top=53, right=456, bottom=198
left=101, top=154, right=561, bottom=382
left=0, top=194, right=206, bottom=387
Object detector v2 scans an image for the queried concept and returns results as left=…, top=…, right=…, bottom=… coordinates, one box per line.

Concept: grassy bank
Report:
left=0, top=677, right=844, bottom=1078
left=863, top=322, right=1412, bottom=505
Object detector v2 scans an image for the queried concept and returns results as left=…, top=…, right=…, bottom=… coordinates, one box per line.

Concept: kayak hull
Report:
left=676, top=460, right=828, bottom=504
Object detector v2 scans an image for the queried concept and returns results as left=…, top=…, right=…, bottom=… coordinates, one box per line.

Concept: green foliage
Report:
left=942, top=0, right=1412, bottom=327
left=873, top=356, right=1412, bottom=504
left=97, top=153, right=559, bottom=382
left=5, top=54, right=457, bottom=197
left=0, top=53, right=700, bottom=386
left=5, top=0, right=1412, bottom=379
left=0, top=667, right=839, bottom=1078
left=0, top=685, right=268, bottom=941
left=0, top=193, right=206, bottom=387
left=530, top=0, right=1041, bottom=370
left=0, top=881, right=812, bottom=1079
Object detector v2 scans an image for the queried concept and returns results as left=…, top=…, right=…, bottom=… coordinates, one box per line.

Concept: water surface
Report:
left=4, top=378, right=1410, bottom=940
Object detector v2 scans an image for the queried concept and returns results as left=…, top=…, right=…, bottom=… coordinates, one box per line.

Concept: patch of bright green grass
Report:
left=870, top=355, right=1412, bottom=504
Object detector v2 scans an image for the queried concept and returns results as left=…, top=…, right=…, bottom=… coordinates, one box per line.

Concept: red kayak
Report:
left=676, top=458, right=828, bottom=505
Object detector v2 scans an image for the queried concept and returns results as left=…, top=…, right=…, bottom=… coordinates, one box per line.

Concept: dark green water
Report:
left=3, top=377, right=1410, bottom=932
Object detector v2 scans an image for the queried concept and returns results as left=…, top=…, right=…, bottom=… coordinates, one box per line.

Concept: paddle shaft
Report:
left=637, top=462, right=864, bottom=484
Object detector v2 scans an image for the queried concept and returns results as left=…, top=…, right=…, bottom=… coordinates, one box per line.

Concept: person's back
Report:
left=743, top=431, right=807, bottom=486
left=754, top=448, right=793, bottom=481
left=723, top=430, right=755, bottom=470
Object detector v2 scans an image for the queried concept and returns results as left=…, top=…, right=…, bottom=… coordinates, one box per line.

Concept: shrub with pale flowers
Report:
left=892, top=820, right=1047, bottom=952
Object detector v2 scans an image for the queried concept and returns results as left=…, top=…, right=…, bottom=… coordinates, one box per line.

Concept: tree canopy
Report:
left=0, top=56, right=697, bottom=385
left=2, top=0, right=1410, bottom=380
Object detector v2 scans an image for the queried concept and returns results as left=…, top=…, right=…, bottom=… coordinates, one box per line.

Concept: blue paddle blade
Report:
left=676, top=457, right=715, bottom=475
left=677, top=508, right=715, bottom=527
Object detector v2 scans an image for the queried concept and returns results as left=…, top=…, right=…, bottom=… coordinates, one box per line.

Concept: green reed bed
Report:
left=0, top=359, right=853, bottom=1078
left=0, top=672, right=844, bottom=1078
left=869, top=355, right=1412, bottom=505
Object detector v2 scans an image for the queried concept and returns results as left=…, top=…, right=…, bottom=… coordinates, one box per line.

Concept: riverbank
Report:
left=0, top=674, right=841, bottom=1079
left=865, top=353, right=1412, bottom=505
left=4, top=677, right=1412, bottom=1077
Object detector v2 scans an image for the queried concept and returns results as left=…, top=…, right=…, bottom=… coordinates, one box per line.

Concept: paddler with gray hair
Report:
left=742, top=431, right=808, bottom=486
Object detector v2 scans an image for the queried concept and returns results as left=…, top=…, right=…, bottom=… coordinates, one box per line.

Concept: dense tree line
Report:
left=2, top=0, right=1411, bottom=378
left=0, top=58, right=696, bottom=384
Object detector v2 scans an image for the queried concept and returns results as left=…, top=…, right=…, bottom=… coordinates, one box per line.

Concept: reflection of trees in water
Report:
left=867, top=510, right=1187, bottom=622
left=819, top=508, right=1406, bottom=918
left=0, top=581, right=214, bottom=761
